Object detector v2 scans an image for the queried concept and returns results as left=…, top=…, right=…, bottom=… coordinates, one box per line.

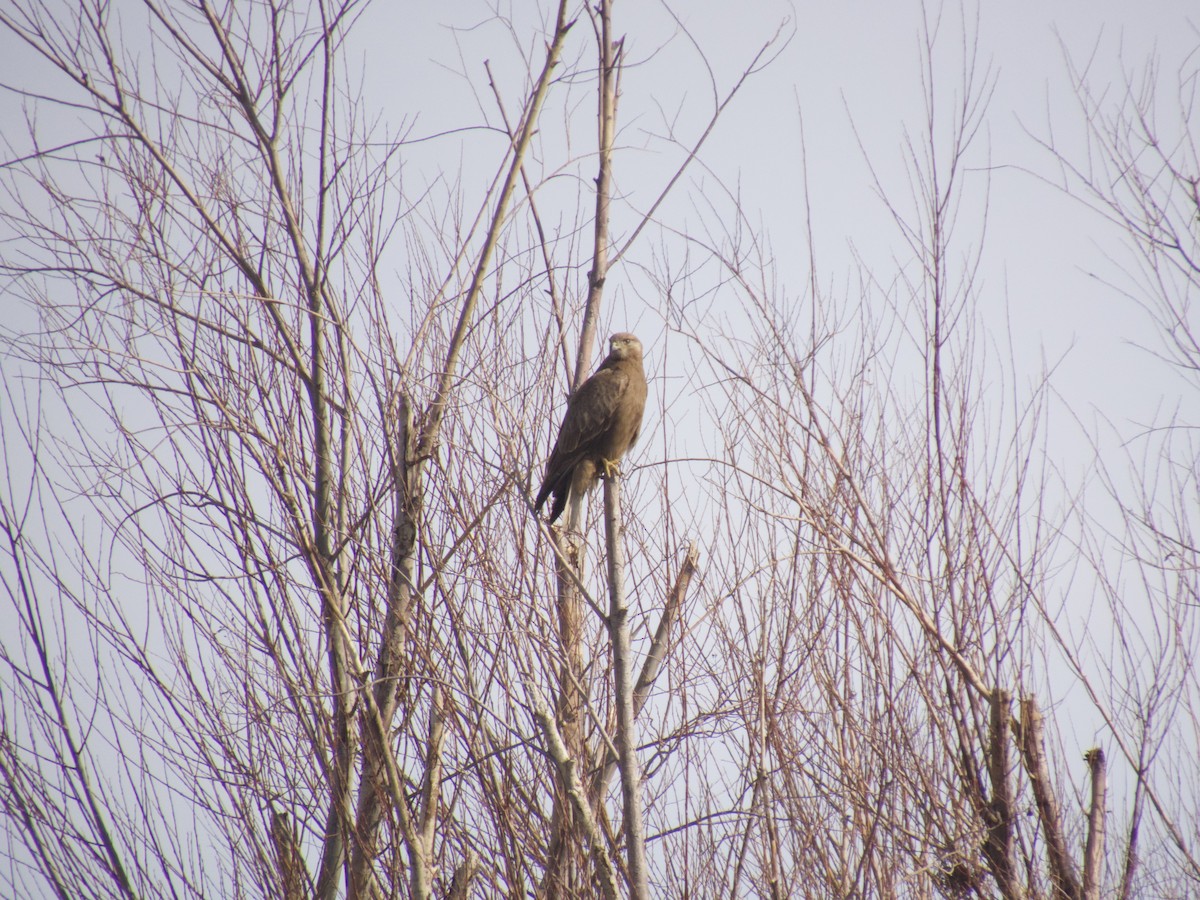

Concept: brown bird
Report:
left=535, top=332, right=648, bottom=524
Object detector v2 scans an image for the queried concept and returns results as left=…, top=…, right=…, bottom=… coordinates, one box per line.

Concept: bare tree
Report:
left=0, top=0, right=571, bottom=894
left=650, top=9, right=1198, bottom=898
left=1, top=2, right=1196, bottom=898
left=0, top=0, right=735, bottom=896
left=1033, top=36, right=1200, bottom=897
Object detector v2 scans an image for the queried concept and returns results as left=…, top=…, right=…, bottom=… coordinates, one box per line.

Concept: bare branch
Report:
left=530, top=687, right=621, bottom=900
left=603, top=474, right=650, bottom=900
left=1083, top=748, right=1107, bottom=900
left=1016, top=696, right=1080, bottom=900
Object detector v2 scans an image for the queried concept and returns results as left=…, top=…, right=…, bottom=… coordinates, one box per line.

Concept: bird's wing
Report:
left=551, top=366, right=629, bottom=459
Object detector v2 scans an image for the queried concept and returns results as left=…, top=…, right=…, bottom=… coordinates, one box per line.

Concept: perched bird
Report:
left=535, top=332, right=648, bottom=524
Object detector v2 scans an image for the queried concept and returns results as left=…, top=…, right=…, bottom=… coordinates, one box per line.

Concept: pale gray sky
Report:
left=0, top=3, right=1197, bottom=891
left=3, top=4, right=1194, bottom=615
left=3, top=5, right=1192, bottom=412
left=358, top=1, right=1200, bottom=754
left=360, top=0, right=1197, bottom=444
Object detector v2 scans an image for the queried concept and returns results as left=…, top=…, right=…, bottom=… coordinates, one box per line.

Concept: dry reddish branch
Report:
left=531, top=689, right=621, bottom=900
left=351, top=4, right=572, bottom=895
left=270, top=812, right=304, bottom=900
left=1083, top=748, right=1107, bottom=900
left=590, top=543, right=699, bottom=798
left=634, top=543, right=699, bottom=714
left=543, top=2, right=621, bottom=893
left=1017, top=697, right=1080, bottom=900
left=602, top=475, right=650, bottom=900
left=983, top=690, right=1018, bottom=898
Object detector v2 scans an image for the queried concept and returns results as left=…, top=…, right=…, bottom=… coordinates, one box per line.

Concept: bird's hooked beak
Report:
left=608, top=333, right=640, bottom=359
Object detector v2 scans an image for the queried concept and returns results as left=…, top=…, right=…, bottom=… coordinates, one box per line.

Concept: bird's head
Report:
left=608, top=332, right=643, bottom=361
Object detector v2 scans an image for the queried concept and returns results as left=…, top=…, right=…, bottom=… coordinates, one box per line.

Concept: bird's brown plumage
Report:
left=535, top=333, right=647, bottom=524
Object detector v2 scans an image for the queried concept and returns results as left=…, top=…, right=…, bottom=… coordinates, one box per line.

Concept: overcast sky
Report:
left=2, top=1, right=1194, bottom=435
left=354, top=3, right=1200, bottom=748
left=0, top=0, right=1196, bottom=859
left=354, top=1, right=1199, bottom=456
left=2, top=1, right=1195, bottom=547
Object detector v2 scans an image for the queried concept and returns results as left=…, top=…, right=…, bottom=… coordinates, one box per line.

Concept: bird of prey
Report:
left=535, top=332, right=647, bottom=524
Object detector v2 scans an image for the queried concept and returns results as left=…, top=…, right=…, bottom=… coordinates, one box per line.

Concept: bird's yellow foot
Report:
left=600, top=458, right=622, bottom=479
